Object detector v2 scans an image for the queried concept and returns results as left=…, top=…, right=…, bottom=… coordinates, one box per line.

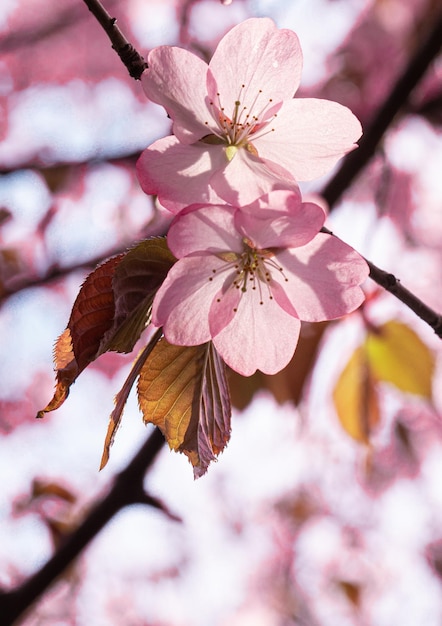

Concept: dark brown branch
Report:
left=366, top=260, right=442, bottom=337
left=322, top=8, right=442, bottom=209
left=82, top=0, right=147, bottom=79
left=0, top=427, right=166, bottom=626
left=321, top=227, right=442, bottom=338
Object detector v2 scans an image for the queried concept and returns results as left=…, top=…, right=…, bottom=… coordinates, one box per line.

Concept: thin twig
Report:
left=321, top=227, right=442, bottom=338
left=366, top=260, right=442, bottom=337
left=82, top=0, right=147, bottom=79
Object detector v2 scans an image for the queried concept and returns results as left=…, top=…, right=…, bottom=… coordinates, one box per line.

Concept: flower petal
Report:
left=211, top=287, right=301, bottom=376
left=280, top=233, right=369, bottom=321
left=236, top=191, right=325, bottom=249
left=210, top=148, right=296, bottom=205
left=167, top=204, right=242, bottom=257
left=152, top=256, right=226, bottom=345
left=136, top=136, right=226, bottom=211
left=142, top=47, right=213, bottom=143
left=256, top=98, right=363, bottom=181
left=208, top=18, right=303, bottom=114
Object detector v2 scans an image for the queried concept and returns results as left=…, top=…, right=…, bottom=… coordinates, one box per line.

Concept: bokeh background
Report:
left=1, top=0, right=442, bottom=624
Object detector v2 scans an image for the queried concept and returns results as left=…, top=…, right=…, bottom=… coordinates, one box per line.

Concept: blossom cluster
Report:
left=136, top=18, right=369, bottom=376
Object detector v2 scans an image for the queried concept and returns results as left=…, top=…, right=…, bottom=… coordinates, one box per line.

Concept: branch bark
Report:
left=82, top=0, right=147, bottom=79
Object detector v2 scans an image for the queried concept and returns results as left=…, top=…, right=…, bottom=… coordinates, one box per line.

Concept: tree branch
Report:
left=321, top=227, right=442, bottom=338
left=82, top=0, right=147, bottom=79
left=322, top=7, right=442, bottom=209
left=0, top=427, right=166, bottom=626
left=366, top=260, right=442, bottom=337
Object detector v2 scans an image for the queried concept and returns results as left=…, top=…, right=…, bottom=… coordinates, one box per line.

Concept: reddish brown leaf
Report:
left=68, top=254, right=123, bottom=370
left=138, top=339, right=231, bottom=478
left=36, top=328, right=79, bottom=418
left=37, top=256, right=122, bottom=418
left=38, top=237, right=175, bottom=419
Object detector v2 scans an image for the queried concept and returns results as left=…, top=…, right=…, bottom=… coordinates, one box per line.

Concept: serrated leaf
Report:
left=366, top=321, right=434, bottom=399
left=333, top=346, right=380, bottom=443
left=138, top=339, right=231, bottom=478
left=38, top=238, right=176, bottom=420
left=37, top=256, right=123, bottom=418
left=36, top=328, right=79, bottom=418
left=100, top=329, right=163, bottom=470
left=101, top=238, right=175, bottom=353
left=68, top=254, right=124, bottom=370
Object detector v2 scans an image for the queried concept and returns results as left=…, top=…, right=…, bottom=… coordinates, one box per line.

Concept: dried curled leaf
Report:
left=138, top=339, right=231, bottom=478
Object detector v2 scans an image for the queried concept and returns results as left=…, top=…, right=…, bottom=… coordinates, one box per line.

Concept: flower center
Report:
left=209, top=238, right=288, bottom=308
left=201, top=85, right=278, bottom=161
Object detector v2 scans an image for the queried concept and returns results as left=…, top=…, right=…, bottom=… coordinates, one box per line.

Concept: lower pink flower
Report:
left=152, top=190, right=369, bottom=376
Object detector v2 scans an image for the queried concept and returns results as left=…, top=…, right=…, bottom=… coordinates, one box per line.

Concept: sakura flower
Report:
left=137, top=17, right=362, bottom=211
left=152, top=190, right=369, bottom=375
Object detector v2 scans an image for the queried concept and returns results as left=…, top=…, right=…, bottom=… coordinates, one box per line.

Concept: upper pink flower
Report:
left=152, top=190, right=369, bottom=375
left=137, top=17, right=362, bottom=211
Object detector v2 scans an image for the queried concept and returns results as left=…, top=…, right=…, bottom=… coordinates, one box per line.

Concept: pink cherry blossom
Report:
left=152, top=190, right=369, bottom=375
left=137, top=17, right=362, bottom=211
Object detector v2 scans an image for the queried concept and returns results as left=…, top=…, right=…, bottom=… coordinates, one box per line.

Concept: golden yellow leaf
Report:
left=333, top=346, right=380, bottom=443
left=138, top=339, right=231, bottom=477
left=366, top=321, right=434, bottom=399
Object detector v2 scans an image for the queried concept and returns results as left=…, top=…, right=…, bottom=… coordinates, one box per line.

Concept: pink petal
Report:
left=210, top=148, right=296, bottom=205
left=255, top=98, right=363, bottom=181
left=136, top=136, right=226, bottom=211
left=152, top=256, right=226, bottom=345
left=211, top=287, right=301, bottom=376
left=236, top=191, right=325, bottom=248
left=279, top=233, right=369, bottom=321
left=208, top=18, right=303, bottom=115
left=142, top=47, right=213, bottom=143
left=209, top=285, right=241, bottom=338
left=167, top=204, right=242, bottom=257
